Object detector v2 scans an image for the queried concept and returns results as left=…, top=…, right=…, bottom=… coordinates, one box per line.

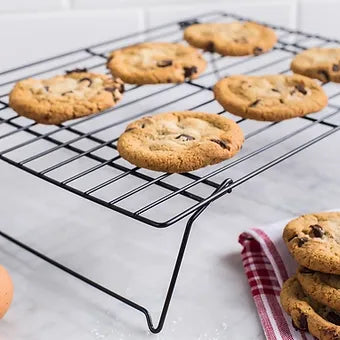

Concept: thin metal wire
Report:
left=0, top=11, right=226, bottom=77
left=133, top=107, right=340, bottom=216
left=0, top=116, right=205, bottom=204
left=0, top=122, right=37, bottom=139
left=1, top=13, right=340, bottom=335
left=1, top=12, right=339, bottom=229
left=162, top=125, right=340, bottom=227
left=0, top=83, right=181, bottom=153
left=0, top=55, right=102, bottom=88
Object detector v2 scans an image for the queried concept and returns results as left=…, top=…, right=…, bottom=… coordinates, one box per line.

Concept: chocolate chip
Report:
left=253, top=47, right=263, bottom=56
left=333, top=64, right=340, bottom=72
left=175, top=134, right=195, bottom=141
left=249, top=99, right=260, bottom=107
left=297, top=237, right=308, bottom=247
left=65, top=68, right=88, bottom=74
left=327, top=312, right=340, bottom=326
left=206, top=41, right=215, bottom=52
left=61, top=91, right=73, bottom=96
left=141, top=123, right=146, bottom=128
left=210, top=139, right=228, bottom=149
left=44, top=86, right=49, bottom=92
left=119, top=83, right=125, bottom=93
left=156, top=60, right=173, bottom=67
left=318, top=70, right=330, bottom=82
left=79, top=77, right=93, bottom=86
left=290, top=89, right=296, bottom=95
left=183, top=66, right=198, bottom=78
left=309, top=224, right=324, bottom=238
left=280, top=99, right=284, bottom=104
left=271, top=88, right=280, bottom=93
left=295, top=84, right=307, bottom=95
left=299, top=267, right=315, bottom=274
left=167, top=78, right=172, bottom=83
left=104, top=87, right=115, bottom=92
left=298, top=314, right=308, bottom=331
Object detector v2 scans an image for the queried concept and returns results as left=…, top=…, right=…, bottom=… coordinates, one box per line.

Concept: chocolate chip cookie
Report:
left=291, top=48, right=340, bottom=83
left=9, top=69, right=124, bottom=125
left=214, top=74, right=328, bottom=121
left=280, top=276, right=340, bottom=340
left=283, top=212, right=340, bottom=275
left=297, top=266, right=340, bottom=312
left=107, top=42, right=206, bottom=84
left=183, top=21, right=277, bottom=56
left=117, top=111, right=244, bottom=173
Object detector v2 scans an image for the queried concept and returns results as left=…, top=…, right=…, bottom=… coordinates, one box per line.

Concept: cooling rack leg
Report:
left=0, top=179, right=231, bottom=334
left=145, top=178, right=232, bottom=333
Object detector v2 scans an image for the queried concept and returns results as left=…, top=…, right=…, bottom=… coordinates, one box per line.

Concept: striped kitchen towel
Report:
left=239, top=219, right=314, bottom=340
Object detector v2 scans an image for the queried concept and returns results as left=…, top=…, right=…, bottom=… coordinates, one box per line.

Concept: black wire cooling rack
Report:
left=1, top=11, right=340, bottom=333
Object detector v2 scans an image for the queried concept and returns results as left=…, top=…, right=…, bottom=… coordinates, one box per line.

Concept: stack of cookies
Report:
left=8, top=20, right=339, bottom=174
left=280, top=212, right=340, bottom=340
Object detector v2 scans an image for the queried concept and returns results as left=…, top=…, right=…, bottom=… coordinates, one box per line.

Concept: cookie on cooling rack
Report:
left=291, top=48, right=340, bottom=83
left=9, top=68, right=124, bottom=125
left=183, top=21, right=277, bottom=56
left=280, top=276, right=340, bottom=340
left=297, top=266, right=340, bottom=312
left=106, top=42, right=206, bottom=84
left=117, top=111, right=244, bottom=173
left=283, top=212, right=340, bottom=275
left=213, top=74, right=327, bottom=121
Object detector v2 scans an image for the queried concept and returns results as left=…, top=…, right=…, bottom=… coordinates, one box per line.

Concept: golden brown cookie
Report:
left=117, top=111, right=244, bottom=173
left=280, top=276, right=340, bottom=340
left=214, top=74, right=328, bottom=121
left=297, top=266, right=340, bottom=312
left=291, top=48, right=340, bottom=83
left=183, top=21, right=277, bottom=56
left=283, top=212, right=340, bottom=275
left=106, top=42, right=206, bottom=84
left=9, top=69, right=124, bottom=125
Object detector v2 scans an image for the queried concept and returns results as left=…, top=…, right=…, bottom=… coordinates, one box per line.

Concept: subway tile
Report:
left=146, top=1, right=297, bottom=30
left=0, top=10, right=144, bottom=72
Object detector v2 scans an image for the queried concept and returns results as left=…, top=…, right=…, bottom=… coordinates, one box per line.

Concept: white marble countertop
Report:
left=1, top=10, right=340, bottom=340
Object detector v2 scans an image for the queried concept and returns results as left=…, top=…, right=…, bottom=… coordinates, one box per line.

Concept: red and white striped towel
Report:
left=239, top=219, right=315, bottom=340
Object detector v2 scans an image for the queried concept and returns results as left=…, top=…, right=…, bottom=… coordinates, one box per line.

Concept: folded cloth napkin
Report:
left=239, top=218, right=315, bottom=340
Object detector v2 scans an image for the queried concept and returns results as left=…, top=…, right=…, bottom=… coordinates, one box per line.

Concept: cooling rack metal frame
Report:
left=1, top=11, right=340, bottom=333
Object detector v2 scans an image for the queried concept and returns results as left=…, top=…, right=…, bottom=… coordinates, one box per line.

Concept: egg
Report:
left=0, top=265, right=13, bottom=318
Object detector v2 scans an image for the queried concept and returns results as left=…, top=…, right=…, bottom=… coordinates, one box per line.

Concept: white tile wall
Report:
left=146, top=1, right=297, bottom=29
left=0, top=10, right=144, bottom=70
left=0, top=0, right=338, bottom=39
left=0, top=0, right=340, bottom=71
